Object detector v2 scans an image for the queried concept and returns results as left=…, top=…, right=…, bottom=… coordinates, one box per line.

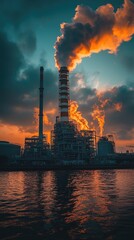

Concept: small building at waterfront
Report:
left=0, top=141, right=21, bottom=160
left=98, top=136, right=115, bottom=156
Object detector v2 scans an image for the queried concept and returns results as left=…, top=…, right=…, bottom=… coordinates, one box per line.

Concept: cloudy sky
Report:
left=0, top=0, right=134, bottom=151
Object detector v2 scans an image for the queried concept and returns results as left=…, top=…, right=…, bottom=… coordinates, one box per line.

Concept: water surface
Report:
left=0, top=170, right=134, bottom=239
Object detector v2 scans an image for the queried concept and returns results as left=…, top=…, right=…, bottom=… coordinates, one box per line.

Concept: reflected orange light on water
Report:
left=41, top=172, right=56, bottom=223
left=0, top=170, right=134, bottom=239
left=0, top=172, right=25, bottom=200
left=65, top=171, right=114, bottom=227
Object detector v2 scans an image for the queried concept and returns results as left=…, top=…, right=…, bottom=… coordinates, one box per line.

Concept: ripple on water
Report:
left=0, top=170, right=134, bottom=240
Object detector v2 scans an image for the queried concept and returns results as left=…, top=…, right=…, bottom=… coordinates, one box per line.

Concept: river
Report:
left=0, top=170, right=134, bottom=240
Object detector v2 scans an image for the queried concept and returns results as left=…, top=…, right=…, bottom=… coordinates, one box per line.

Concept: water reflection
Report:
left=62, top=171, right=118, bottom=238
left=0, top=172, right=25, bottom=200
left=0, top=170, right=134, bottom=240
left=41, top=172, right=56, bottom=222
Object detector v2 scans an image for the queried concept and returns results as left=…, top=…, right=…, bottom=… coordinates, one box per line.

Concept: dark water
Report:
left=0, top=170, right=134, bottom=240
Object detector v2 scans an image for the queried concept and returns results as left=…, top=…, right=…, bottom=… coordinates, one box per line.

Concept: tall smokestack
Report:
left=59, top=66, right=70, bottom=122
left=39, top=66, right=44, bottom=142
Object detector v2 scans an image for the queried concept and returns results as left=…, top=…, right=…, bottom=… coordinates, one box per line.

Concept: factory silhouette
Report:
left=24, top=66, right=114, bottom=162
left=0, top=66, right=133, bottom=169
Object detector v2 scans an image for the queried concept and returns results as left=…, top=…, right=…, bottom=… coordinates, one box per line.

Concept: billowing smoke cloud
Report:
left=55, top=0, right=134, bottom=70
left=80, top=85, right=134, bottom=140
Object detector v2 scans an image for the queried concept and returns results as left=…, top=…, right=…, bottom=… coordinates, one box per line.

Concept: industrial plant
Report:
left=23, top=67, right=50, bottom=162
left=0, top=66, right=134, bottom=169
left=51, top=67, right=96, bottom=164
left=23, top=66, right=97, bottom=165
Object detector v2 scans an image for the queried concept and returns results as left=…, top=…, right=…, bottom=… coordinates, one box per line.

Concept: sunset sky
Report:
left=0, top=0, right=134, bottom=151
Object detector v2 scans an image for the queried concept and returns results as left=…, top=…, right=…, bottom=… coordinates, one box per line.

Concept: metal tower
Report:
left=59, top=66, right=70, bottom=122
left=39, top=66, right=44, bottom=142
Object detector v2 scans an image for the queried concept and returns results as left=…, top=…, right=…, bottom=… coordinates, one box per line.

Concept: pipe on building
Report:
left=39, top=66, right=44, bottom=142
left=59, top=66, right=70, bottom=122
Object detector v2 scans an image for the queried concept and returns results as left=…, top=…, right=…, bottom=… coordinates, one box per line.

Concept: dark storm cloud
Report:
left=72, top=87, right=97, bottom=103
left=18, top=30, right=36, bottom=55
left=0, top=0, right=133, bottom=141
left=0, top=31, right=24, bottom=80
left=70, top=71, right=97, bottom=101
left=72, top=81, right=134, bottom=140
left=0, top=31, right=58, bottom=129
left=0, top=29, right=133, bottom=140
left=103, top=85, right=134, bottom=139
left=0, top=0, right=48, bottom=28
left=121, top=55, right=134, bottom=72
left=0, top=0, right=76, bottom=30
left=21, top=65, right=58, bottom=104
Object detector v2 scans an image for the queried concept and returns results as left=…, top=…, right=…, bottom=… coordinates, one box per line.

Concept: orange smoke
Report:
left=91, top=105, right=105, bottom=137
left=33, top=107, right=53, bottom=144
left=55, top=0, right=134, bottom=70
left=91, top=95, right=110, bottom=136
left=114, top=103, right=122, bottom=112
left=33, top=107, right=38, bottom=130
left=33, top=107, right=53, bottom=128
left=91, top=90, right=123, bottom=136
left=70, top=100, right=89, bottom=130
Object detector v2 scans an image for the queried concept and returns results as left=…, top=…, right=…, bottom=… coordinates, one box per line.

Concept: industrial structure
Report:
left=51, top=121, right=96, bottom=164
left=0, top=141, right=21, bottom=160
left=1, top=65, right=134, bottom=170
left=23, top=66, right=50, bottom=161
left=59, top=66, right=70, bottom=122
left=39, top=66, right=44, bottom=143
left=97, top=135, right=115, bottom=156
left=51, top=67, right=96, bottom=164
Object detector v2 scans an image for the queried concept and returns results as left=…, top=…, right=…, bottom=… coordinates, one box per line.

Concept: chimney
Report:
left=39, top=66, right=44, bottom=142
left=59, top=66, right=70, bottom=122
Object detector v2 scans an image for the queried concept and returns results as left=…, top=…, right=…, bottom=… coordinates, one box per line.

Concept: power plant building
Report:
left=0, top=141, right=21, bottom=160
left=23, top=65, right=118, bottom=164
left=51, top=121, right=96, bottom=164
left=98, top=136, right=115, bottom=156
left=0, top=65, right=121, bottom=167
left=59, top=67, right=70, bottom=122
left=23, top=66, right=50, bottom=161
left=24, top=136, right=50, bottom=160
left=51, top=67, right=96, bottom=164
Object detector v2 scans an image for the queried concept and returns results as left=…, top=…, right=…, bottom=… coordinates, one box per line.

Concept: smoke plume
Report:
left=70, top=100, right=90, bottom=130
left=91, top=97, right=109, bottom=136
left=55, top=0, right=134, bottom=70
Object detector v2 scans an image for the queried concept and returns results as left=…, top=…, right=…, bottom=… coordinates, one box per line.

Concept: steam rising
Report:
left=55, top=0, right=134, bottom=70
left=70, top=100, right=89, bottom=130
